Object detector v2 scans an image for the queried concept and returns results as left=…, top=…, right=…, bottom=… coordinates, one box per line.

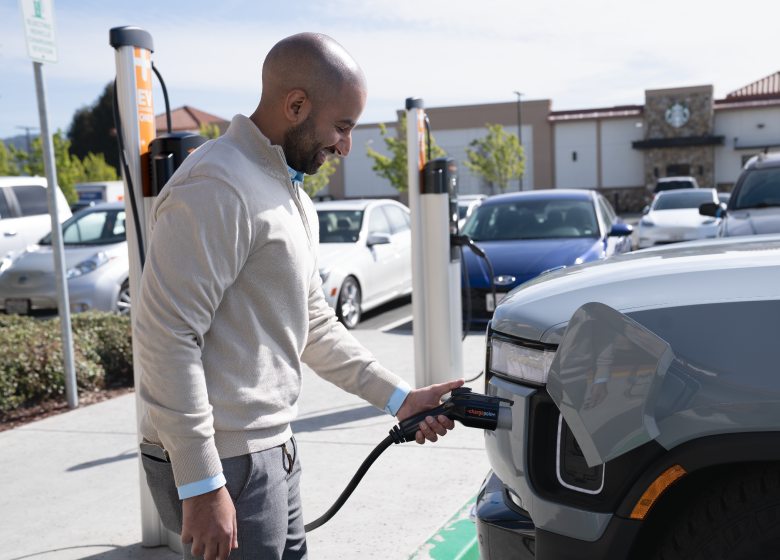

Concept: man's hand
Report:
left=396, top=378, right=465, bottom=445
left=182, top=486, right=238, bottom=560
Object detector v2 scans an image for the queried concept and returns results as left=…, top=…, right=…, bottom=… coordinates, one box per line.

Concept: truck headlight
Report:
left=67, top=251, right=112, bottom=279
left=490, top=338, right=556, bottom=384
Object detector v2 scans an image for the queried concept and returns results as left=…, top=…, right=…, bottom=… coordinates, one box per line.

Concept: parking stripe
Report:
left=409, top=495, right=479, bottom=560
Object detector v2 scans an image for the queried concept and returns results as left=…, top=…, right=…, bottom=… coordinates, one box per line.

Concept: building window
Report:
left=572, top=151, right=577, bottom=162
left=666, top=164, right=691, bottom=176
left=742, top=154, right=758, bottom=167
left=654, top=167, right=659, bottom=178
left=699, top=166, right=704, bottom=176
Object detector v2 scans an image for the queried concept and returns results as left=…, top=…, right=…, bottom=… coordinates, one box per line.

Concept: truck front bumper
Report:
left=476, top=470, right=642, bottom=560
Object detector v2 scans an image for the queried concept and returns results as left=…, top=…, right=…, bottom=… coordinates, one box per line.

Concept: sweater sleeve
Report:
left=300, top=267, right=404, bottom=411
left=135, top=178, right=252, bottom=487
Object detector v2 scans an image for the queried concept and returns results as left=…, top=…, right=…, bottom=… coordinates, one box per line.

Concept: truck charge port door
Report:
left=547, top=302, right=674, bottom=468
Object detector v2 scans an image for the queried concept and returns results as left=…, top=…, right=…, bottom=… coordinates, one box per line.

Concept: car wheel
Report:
left=117, top=280, right=131, bottom=316
left=336, top=276, right=361, bottom=329
left=650, top=464, right=780, bottom=560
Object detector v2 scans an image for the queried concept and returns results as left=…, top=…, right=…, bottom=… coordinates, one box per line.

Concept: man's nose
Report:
left=335, top=133, right=352, bottom=157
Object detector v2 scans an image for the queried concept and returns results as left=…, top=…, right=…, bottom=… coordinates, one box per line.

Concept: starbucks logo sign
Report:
left=665, top=102, right=690, bottom=128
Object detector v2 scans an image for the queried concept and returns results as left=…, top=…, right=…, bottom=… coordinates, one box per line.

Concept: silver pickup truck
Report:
left=475, top=234, right=780, bottom=560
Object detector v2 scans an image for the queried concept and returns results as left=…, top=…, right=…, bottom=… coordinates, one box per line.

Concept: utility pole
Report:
left=15, top=125, right=38, bottom=155
left=514, top=91, right=523, bottom=191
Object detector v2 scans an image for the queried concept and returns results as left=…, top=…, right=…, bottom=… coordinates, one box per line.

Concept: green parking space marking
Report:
left=409, top=495, right=479, bottom=560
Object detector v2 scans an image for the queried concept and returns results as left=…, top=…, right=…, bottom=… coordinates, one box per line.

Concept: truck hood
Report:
left=723, top=207, right=780, bottom=237
left=491, top=235, right=780, bottom=342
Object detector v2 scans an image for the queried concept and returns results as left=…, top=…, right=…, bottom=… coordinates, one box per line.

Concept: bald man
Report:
left=135, top=33, right=462, bottom=560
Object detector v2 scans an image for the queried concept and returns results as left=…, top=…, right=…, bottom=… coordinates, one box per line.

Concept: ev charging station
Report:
left=110, top=25, right=207, bottom=552
left=405, top=98, right=464, bottom=389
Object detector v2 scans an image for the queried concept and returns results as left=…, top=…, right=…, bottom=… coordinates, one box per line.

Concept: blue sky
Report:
left=1, top=0, right=778, bottom=141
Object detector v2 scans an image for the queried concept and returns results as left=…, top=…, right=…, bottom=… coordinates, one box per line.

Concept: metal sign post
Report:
left=109, top=25, right=181, bottom=553
left=19, top=0, right=78, bottom=409
left=406, top=98, right=463, bottom=389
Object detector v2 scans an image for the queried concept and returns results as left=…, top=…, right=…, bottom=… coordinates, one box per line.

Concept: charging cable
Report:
left=111, top=64, right=174, bottom=271
left=304, top=387, right=513, bottom=532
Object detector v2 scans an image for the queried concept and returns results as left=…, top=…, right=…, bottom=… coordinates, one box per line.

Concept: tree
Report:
left=302, top=157, right=339, bottom=198
left=198, top=123, right=221, bottom=139
left=464, top=124, right=525, bottom=193
left=68, top=82, right=120, bottom=171
left=365, top=114, right=446, bottom=193
left=0, top=141, right=19, bottom=176
left=14, top=130, right=117, bottom=205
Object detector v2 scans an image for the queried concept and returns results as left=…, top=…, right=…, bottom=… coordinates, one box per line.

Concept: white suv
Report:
left=0, top=177, right=71, bottom=259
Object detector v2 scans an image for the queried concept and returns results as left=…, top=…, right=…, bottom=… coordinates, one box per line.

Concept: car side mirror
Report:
left=367, top=233, right=391, bottom=246
left=642, top=206, right=650, bottom=215
left=609, top=223, right=634, bottom=237
left=699, top=202, right=726, bottom=218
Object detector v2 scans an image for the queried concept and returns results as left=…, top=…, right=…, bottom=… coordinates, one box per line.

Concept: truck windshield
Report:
left=40, top=209, right=127, bottom=246
left=733, top=167, right=780, bottom=210
left=653, top=191, right=715, bottom=211
left=317, top=210, right=364, bottom=243
left=461, top=199, right=599, bottom=240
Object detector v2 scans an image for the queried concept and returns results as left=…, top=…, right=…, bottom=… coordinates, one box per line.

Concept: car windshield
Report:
left=655, top=180, right=694, bottom=193
left=317, top=210, right=364, bottom=243
left=733, top=167, right=780, bottom=210
left=40, top=209, right=126, bottom=246
left=461, top=198, right=599, bottom=241
left=653, top=191, right=715, bottom=211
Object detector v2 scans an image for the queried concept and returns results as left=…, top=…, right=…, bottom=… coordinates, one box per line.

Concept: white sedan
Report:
left=637, top=188, right=721, bottom=248
left=315, top=199, right=412, bottom=328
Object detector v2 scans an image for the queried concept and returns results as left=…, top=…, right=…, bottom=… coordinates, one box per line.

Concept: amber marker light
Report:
left=630, top=465, right=687, bottom=520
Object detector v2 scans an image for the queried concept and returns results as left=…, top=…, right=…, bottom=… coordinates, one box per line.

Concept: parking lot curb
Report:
left=408, top=494, right=479, bottom=560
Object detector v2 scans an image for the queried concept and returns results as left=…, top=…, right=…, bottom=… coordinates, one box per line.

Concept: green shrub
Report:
left=0, top=312, right=132, bottom=413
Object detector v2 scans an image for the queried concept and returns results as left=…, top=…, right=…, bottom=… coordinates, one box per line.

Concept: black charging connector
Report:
left=304, top=386, right=513, bottom=533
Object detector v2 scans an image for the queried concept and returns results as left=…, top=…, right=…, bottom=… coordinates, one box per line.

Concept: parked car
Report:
left=636, top=189, right=720, bottom=248
left=476, top=234, right=780, bottom=559
left=0, top=176, right=71, bottom=259
left=315, top=199, right=412, bottom=328
left=0, top=201, right=129, bottom=315
left=458, top=194, right=487, bottom=231
left=652, top=175, right=699, bottom=196
left=699, top=152, right=780, bottom=238
left=459, top=190, right=632, bottom=320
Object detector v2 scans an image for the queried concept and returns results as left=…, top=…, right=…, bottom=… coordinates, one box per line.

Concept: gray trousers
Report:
left=142, top=436, right=307, bottom=560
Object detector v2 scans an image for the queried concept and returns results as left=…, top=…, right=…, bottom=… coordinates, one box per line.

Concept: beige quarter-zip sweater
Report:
left=136, top=114, right=403, bottom=487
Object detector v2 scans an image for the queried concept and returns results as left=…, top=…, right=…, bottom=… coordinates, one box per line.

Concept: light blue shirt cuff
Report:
left=384, top=380, right=412, bottom=416
left=177, top=473, right=227, bottom=500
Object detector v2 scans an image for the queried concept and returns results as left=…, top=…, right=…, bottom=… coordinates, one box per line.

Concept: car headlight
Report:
left=640, top=217, right=654, bottom=227
left=319, top=268, right=330, bottom=284
left=490, top=338, right=556, bottom=384
left=66, top=251, right=112, bottom=279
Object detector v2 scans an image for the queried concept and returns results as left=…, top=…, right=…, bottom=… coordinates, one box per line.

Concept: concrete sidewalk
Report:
left=1, top=329, right=490, bottom=560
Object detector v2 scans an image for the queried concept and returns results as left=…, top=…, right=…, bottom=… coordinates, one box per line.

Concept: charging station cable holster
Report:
left=390, top=387, right=513, bottom=443
left=148, top=132, right=208, bottom=196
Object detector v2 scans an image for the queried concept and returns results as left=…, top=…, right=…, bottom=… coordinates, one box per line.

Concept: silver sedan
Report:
left=0, top=201, right=130, bottom=315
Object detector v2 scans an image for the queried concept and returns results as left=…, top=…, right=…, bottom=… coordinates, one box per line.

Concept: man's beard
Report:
left=282, top=113, right=326, bottom=175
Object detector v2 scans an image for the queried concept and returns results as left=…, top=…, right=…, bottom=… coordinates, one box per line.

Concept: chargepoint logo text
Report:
left=467, top=409, right=496, bottom=418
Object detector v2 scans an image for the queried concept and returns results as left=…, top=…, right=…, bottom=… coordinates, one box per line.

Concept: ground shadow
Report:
left=291, top=405, right=385, bottom=433
left=67, top=450, right=138, bottom=471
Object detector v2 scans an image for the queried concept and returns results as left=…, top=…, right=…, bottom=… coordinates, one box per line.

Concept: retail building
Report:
left=324, top=71, right=780, bottom=212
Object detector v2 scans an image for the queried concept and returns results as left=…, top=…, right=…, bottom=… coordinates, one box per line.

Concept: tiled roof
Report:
left=726, top=72, right=780, bottom=99
left=155, top=106, right=228, bottom=133
left=548, top=105, right=644, bottom=122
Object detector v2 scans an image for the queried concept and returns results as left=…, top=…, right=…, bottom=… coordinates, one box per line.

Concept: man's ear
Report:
left=284, top=90, right=310, bottom=124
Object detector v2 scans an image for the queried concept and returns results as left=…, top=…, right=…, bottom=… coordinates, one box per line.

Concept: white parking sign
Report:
left=19, top=0, right=58, bottom=64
